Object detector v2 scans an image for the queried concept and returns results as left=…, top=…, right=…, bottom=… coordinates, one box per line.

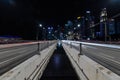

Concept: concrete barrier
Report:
left=0, top=43, right=57, bottom=80
left=63, top=43, right=120, bottom=80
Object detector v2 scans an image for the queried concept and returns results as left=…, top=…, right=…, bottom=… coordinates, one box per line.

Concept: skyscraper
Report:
left=100, top=8, right=107, bottom=40
left=108, top=19, right=115, bottom=35
left=47, top=27, right=54, bottom=40
left=85, top=11, right=95, bottom=40
left=117, top=22, right=120, bottom=34
left=77, top=16, right=86, bottom=39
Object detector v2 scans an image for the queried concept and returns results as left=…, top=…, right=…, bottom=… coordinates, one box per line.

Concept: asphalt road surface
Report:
left=0, top=44, right=38, bottom=75
left=71, top=43, right=120, bottom=75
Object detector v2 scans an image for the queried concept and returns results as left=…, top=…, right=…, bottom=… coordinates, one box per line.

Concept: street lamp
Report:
left=42, top=27, right=47, bottom=40
left=39, top=24, right=42, bottom=28
left=36, top=24, right=42, bottom=54
left=36, top=24, right=42, bottom=40
left=77, top=24, right=81, bottom=40
left=77, top=24, right=81, bottom=27
left=104, top=8, right=107, bottom=43
left=101, top=8, right=107, bottom=42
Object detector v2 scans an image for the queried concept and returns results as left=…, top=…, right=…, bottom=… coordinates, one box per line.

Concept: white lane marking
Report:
left=96, top=54, right=120, bottom=65
left=0, top=57, right=16, bottom=65
left=62, top=40, right=120, bottom=49
left=98, top=53, right=115, bottom=59
left=0, top=42, right=38, bottom=49
left=84, top=45, right=98, bottom=49
left=83, top=48, right=120, bottom=65
left=0, top=47, right=37, bottom=59
left=0, top=49, right=36, bottom=65
left=83, top=46, right=115, bottom=59
left=0, top=45, right=36, bottom=54
left=82, top=45, right=87, bottom=50
left=63, top=40, right=120, bottom=65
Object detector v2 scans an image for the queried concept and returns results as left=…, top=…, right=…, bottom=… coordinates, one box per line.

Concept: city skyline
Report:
left=0, top=0, right=120, bottom=40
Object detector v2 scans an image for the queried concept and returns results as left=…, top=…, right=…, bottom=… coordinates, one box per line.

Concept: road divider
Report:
left=0, top=42, right=57, bottom=80
left=62, top=41, right=120, bottom=80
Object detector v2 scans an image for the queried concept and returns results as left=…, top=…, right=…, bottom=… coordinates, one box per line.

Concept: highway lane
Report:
left=82, top=45, right=120, bottom=74
left=0, top=43, right=38, bottom=75
left=65, top=42, right=120, bottom=75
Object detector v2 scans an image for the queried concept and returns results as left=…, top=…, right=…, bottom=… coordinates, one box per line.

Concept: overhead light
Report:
left=39, top=24, right=42, bottom=27
left=77, top=16, right=81, bottom=19
left=78, top=24, right=81, bottom=27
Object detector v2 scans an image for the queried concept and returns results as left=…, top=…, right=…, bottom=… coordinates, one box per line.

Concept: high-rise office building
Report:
left=77, top=16, right=86, bottom=39
left=108, top=19, right=115, bottom=35
left=117, top=22, right=120, bottom=34
left=47, top=27, right=54, bottom=40
left=85, top=11, right=95, bottom=39
left=100, top=8, right=107, bottom=38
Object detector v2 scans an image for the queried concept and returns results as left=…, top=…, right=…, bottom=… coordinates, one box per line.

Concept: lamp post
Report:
left=105, top=19, right=107, bottom=43
left=36, top=24, right=42, bottom=40
left=103, top=8, right=107, bottom=43
left=100, top=8, right=107, bottom=42
left=43, top=27, right=46, bottom=40
left=77, top=24, right=81, bottom=40
left=36, top=24, right=42, bottom=53
left=77, top=24, right=81, bottom=28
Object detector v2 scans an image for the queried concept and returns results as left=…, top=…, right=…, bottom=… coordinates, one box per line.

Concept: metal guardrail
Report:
left=0, top=40, right=57, bottom=76
left=37, top=41, right=57, bottom=55
left=26, top=51, right=52, bottom=80
left=26, top=41, right=57, bottom=80
left=66, top=41, right=83, bottom=56
left=66, top=40, right=120, bottom=49
left=63, top=40, right=120, bottom=56
left=70, top=52, right=89, bottom=80
left=62, top=40, right=120, bottom=75
left=62, top=43, right=89, bottom=80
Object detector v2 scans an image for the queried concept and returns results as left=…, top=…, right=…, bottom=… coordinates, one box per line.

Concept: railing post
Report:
left=39, top=43, right=41, bottom=55
left=37, top=42, right=41, bottom=55
left=37, top=42, right=39, bottom=52
left=37, top=42, right=40, bottom=52
left=47, top=41, right=49, bottom=48
left=67, top=42, right=69, bottom=45
left=78, top=43, right=82, bottom=56
left=70, top=42, right=72, bottom=48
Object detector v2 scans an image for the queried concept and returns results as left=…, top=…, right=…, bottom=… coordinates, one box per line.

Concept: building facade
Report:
left=100, top=8, right=107, bottom=39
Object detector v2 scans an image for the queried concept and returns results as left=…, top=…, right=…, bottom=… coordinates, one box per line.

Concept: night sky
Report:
left=0, top=0, right=120, bottom=39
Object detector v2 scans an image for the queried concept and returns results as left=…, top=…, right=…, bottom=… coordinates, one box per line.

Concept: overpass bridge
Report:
left=0, top=40, right=120, bottom=80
